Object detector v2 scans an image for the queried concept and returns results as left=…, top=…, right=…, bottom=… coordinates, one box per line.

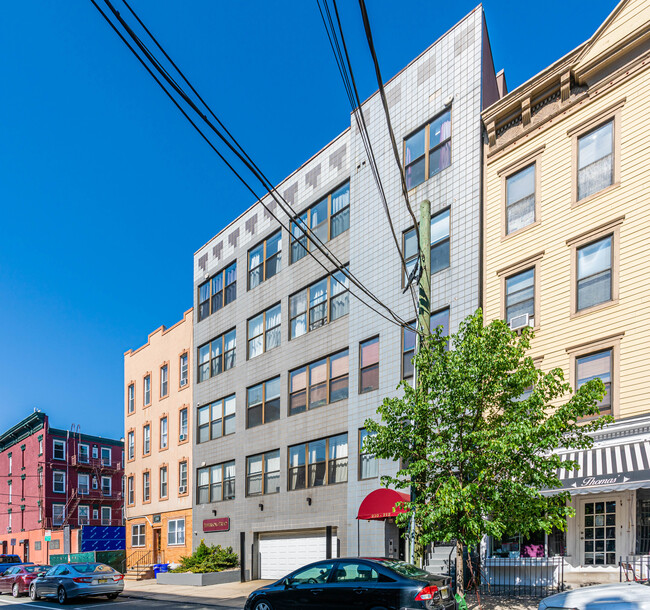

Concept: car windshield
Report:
left=73, top=564, right=113, bottom=574
left=23, top=566, right=40, bottom=573
left=376, top=559, right=432, bottom=579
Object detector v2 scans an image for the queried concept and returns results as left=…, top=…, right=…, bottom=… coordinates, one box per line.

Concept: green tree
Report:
left=363, top=310, right=611, bottom=595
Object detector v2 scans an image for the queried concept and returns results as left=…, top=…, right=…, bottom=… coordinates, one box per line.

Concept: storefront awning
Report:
left=357, top=488, right=411, bottom=520
left=544, top=439, right=650, bottom=496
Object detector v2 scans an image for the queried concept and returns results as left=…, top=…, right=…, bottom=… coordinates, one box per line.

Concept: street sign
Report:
left=44, top=531, right=52, bottom=542
left=10, top=539, right=16, bottom=546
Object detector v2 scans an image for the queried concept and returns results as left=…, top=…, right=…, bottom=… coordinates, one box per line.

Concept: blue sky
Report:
left=0, top=1, right=615, bottom=440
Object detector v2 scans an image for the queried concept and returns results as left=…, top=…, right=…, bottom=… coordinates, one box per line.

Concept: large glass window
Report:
left=505, top=268, right=535, bottom=327
left=506, top=164, right=536, bottom=234
left=247, top=377, right=280, bottom=428
left=197, top=329, right=236, bottom=382
left=248, top=231, right=282, bottom=290
left=289, top=349, right=349, bottom=416
left=168, top=519, right=185, bottom=546
left=405, top=110, right=451, bottom=189
left=577, top=349, right=612, bottom=415
left=402, top=308, right=450, bottom=379
left=360, top=337, right=379, bottom=393
left=290, top=182, right=350, bottom=264
left=290, top=267, right=349, bottom=339
left=197, top=461, right=236, bottom=503
left=288, top=434, right=348, bottom=491
left=578, top=121, right=613, bottom=201
left=403, top=209, right=450, bottom=280
left=197, top=395, right=236, bottom=443
left=131, top=524, right=145, bottom=547
left=577, top=236, right=612, bottom=311
left=247, top=303, right=281, bottom=359
left=246, top=450, right=280, bottom=496
left=359, top=428, right=378, bottom=479
left=198, top=262, right=237, bottom=322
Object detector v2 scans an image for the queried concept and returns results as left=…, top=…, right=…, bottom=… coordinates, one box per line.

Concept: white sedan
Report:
left=539, top=582, right=650, bottom=609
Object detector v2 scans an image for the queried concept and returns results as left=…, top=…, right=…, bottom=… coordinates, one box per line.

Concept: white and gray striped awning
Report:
left=544, top=439, right=650, bottom=495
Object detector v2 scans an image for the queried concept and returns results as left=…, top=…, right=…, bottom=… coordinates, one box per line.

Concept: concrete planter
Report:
left=156, top=568, right=245, bottom=586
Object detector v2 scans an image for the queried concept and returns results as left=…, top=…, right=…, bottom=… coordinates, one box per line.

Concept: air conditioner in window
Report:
left=179, top=434, right=187, bottom=441
left=179, top=485, right=187, bottom=494
left=509, top=313, right=534, bottom=333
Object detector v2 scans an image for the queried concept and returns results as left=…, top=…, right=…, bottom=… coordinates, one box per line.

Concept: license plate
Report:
left=441, top=588, right=449, bottom=599
left=98, top=579, right=108, bottom=584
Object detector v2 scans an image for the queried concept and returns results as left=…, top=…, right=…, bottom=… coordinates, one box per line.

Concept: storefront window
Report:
left=636, top=489, right=650, bottom=555
left=490, top=529, right=564, bottom=558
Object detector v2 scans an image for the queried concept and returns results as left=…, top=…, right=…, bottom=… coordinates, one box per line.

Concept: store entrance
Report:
left=580, top=498, right=617, bottom=566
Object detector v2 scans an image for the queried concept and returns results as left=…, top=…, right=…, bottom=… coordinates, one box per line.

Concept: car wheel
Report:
left=12, top=583, right=20, bottom=598
left=57, top=586, right=68, bottom=605
left=253, top=600, right=274, bottom=610
left=30, top=584, right=39, bottom=601
left=107, top=592, right=119, bottom=599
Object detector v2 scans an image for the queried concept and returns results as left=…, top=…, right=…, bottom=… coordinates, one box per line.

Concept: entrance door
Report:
left=23, top=541, right=29, bottom=563
left=580, top=498, right=617, bottom=566
left=153, top=529, right=162, bottom=563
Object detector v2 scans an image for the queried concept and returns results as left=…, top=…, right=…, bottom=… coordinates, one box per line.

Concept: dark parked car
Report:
left=0, top=555, right=31, bottom=575
left=0, top=565, right=50, bottom=597
left=30, top=562, right=124, bottom=604
left=244, top=557, right=456, bottom=610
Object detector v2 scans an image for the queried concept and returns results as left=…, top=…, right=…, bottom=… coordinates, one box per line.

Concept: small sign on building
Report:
left=153, top=514, right=161, bottom=524
left=203, top=517, right=230, bottom=533
left=44, top=531, right=52, bottom=542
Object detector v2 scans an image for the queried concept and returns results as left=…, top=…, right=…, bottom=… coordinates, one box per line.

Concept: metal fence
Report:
left=620, top=555, right=650, bottom=582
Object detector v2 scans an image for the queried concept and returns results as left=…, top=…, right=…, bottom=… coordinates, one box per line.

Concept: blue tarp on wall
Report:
left=80, top=526, right=126, bottom=552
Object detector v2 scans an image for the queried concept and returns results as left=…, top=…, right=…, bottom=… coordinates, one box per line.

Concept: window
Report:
left=180, top=353, right=188, bottom=388
left=52, top=504, right=64, bottom=527
left=290, top=182, right=350, bottom=263
left=506, top=268, right=535, bottom=327
left=248, top=303, right=281, bottom=359
left=197, top=460, right=235, bottom=503
left=332, top=561, right=379, bottom=583
left=290, top=267, right=349, bottom=339
left=577, top=349, right=612, bottom=416
left=198, top=262, right=237, bottom=322
left=197, top=395, right=236, bottom=443
left=288, top=433, right=348, bottom=490
left=92, top=446, right=98, bottom=459
left=405, top=110, right=451, bottom=189
left=101, top=447, right=111, bottom=466
left=159, top=417, right=168, bottom=450
left=359, top=429, right=378, bottom=479
left=92, top=475, right=98, bottom=490
left=34, top=541, right=41, bottom=551
left=403, top=209, right=450, bottom=280
left=577, top=236, right=612, bottom=311
left=131, top=524, right=145, bottom=547
left=160, top=467, right=168, bottom=498
left=128, top=384, right=135, bottom=413
left=39, top=438, right=43, bottom=455
left=7, top=481, right=11, bottom=504
left=247, top=450, right=280, bottom=496
left=197, top=329, right=236, bottom=382
left=179, top=408, right=188, bottom=441
left=248, top=230, right=282, bottom=289
left=168, top=518, right=185, bottom=546
left=101, top=506, right=111, bottom=526
left=101, top=476, right=111, bottom=496
left=506, top=164, right=536, bottom=234
left=578, top=121, right=613, bottom=201
left=143, top=425, right=151, bottom=455
left=53, top=439, right=66, bottom=461
left=93, top=508, right=99, bottom=520
left=289, top=349, right=349, bottom=416
left=160, top=365, right=168, bottom=398
left=179, top=462, right=188, bottom=494
left=402, top=308, right=450, bottom=379
left=288, top=562, right=335, bottom=585
left=360, top=337, right=379, bottom=393
left=247, top=377, right=281, bottom=428
left=127, top=476, right=134, bottom=505
left=141, top=375, right=150, bottom=406
left=143, top=472, right=150, bottom=502
left=78, top=444, right=89, bottom=463
left=53, top=471, right=65, bottom=494
left=78, top=474, right=90, bottom=495
left=127, top=431, right=135, bottom=460
left=38, top=468, right=43, bottom=488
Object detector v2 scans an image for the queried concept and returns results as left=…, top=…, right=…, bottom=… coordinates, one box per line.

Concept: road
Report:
left=0, top=595, right=241, bottom=610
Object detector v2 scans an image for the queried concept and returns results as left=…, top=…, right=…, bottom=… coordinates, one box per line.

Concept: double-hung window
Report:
left=78, top=505, right=90, bottom=526
left=127, top=384, right=135, bottom=413
left=160, top=365, right=168, bottom=398
left=180, top=353, right=188, bottom=387
left=101, top=506, right=111, bottom=526
left=359, top=337, right=380, bottom=393
left=402, top=308, right=450, bottom=379
left=78, top=444, right=89, bottom=463
left=246, top=450, right=280, bottom=496
left=505, top=269, right=535, bottom=327
left=52, top=504, right=65, bottom=526
left=127, top=476, right=134, bottom=505
left=179, top=408, right=188, bottom=441
left=131, top=524, right=145, bottom=547
left=197, top=329, right=236, bottom=382
left=578, top=121, right=614, bottom=201
left=577, top=236, right=612, bottom=311
left=289, top=349, right=349, bottom=416
left=403, top=209, right=450, bottom=280
left=197, top=461, right=235, bottom=503
left=53, top=439, right=66, bottom=461
left=127, top=431, right=134, bottom=460
left=143, top=425, right=150, bottom=455
left=290, top=182, right=350, bottom=263
left=248, top=231, right=282, bottom=290
left=577, top=350, right=612, bottom=416
left=290, top=267, right=349, bottom=339
left=198, top=262, right=237, bottom=321
left=143, top=472, right=150, bottom=502
left=247, top=377, right=280, bottom=428
left=160, top=466, right=168, bottom=498
left=144, top=375, right=151, bottom=406
left=359, top=429, right=378, bottom=479
left=179, top=462, right=188, bottom=494
left=168, top=518, right=185, bottom=545
left=53, top=471, right=66, bottom=494
left=506, top=164, right=536, bottom=234
left=78, top=474, right=90, bottom=495
left=101, top=476, right=111, bottom=497
left=160, top=417, right=168, bottom=449
left=404, top=110, right=451, bottom=189
left=197, top=395, right=236, bottom=443
left=247, top=303, right=281, bottom=359
left=288, top=434, right=348, bottom=490
left=101, top=447, right=111, bottom=466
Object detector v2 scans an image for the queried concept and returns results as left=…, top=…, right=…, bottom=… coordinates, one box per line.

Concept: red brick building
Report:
left=0, top=411, right=124, bottom=564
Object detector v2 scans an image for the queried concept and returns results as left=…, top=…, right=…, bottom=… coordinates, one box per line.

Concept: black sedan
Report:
left=244, top=557, right=456, bottom=610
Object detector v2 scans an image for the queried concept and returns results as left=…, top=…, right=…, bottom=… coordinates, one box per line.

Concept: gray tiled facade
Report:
left=192, top=7, right=496, bottom=579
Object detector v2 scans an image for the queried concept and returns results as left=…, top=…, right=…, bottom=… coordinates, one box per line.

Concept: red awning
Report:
left=356, top=488, right=411, bottom=521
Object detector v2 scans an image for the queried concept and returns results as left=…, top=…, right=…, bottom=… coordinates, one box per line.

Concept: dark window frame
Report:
left=246, top=450, right=280, bottom=496
left=359, top=336, right=380, bottom=393
left=404, top=109, right=452, bottom=190
left=246, top=377, right=281, bottom=428
left=197, top=394, right=236, bottom=443
left=402, top=207, right=451, bottom=284
left=197, top=328, right=237, bottom=383
left=198, top=261, right=237, bottom=322
left=288, top=433, right=348, bottom=491
left=248, top=230, right=282, bottom=290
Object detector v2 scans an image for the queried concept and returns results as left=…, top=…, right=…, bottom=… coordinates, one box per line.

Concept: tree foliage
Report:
left=363, top=310, right=611, bottom=566
left=170, top=540, right=239, bottom=573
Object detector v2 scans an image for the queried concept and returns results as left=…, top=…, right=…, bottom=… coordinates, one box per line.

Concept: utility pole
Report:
left=408, top=199, right=431, bottom=565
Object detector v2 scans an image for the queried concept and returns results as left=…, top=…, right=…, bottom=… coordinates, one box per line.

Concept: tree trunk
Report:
left=456, top=539, right=464, bottom=596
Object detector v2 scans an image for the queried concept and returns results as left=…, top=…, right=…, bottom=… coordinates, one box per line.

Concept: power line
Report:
left=91, top=0, right=410, bottom=330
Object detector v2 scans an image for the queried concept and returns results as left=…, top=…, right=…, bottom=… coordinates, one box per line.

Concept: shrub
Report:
left=169, top=540, right=239, bottom=574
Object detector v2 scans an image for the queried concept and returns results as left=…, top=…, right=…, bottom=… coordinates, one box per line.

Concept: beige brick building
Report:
left=482, top=0, right=650, bottom=585
left=124, top=309, right=193, bottom=568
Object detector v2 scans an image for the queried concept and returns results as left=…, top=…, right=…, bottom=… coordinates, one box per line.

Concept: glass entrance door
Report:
left=583, top=499, right=616, bottom=565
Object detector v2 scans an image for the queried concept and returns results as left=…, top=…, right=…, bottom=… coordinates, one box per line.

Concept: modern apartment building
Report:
left=0, top=411, right=124, bottom=566
left=124, top=308, right=193, bottom=567
left=482, top=0, right=650, bottom=584
left=192, top=7, right=500, bottom=580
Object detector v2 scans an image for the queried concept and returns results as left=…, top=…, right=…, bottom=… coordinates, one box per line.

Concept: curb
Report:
left=121, top=591, right=244, bottom=608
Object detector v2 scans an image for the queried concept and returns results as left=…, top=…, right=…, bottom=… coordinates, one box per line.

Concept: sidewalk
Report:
left=122, top=578, right=272, bottom=608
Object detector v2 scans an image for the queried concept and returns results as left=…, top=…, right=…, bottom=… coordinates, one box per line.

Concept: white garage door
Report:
left=258, top=530, right=337, bottom=580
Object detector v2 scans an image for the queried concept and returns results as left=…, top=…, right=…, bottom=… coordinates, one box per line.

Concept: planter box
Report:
left=156, top=568, right=246, bottom=586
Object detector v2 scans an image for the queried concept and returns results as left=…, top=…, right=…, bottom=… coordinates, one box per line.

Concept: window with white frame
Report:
left=505, top=269, right=535, bottom=327
left=168, top=518, right=185, bottom=546
left=101, top=476, right=111, bottom=497
left=160, top=364, right=168, bottom=398
left=8, top=481, right=12, bottom=504
left=78, top=473, right=90, bottom=495
left=78, top=505, right=89, bottom=526
left=197, top=329, right=236, bottom=382
left=179, top=408, right=188, bottom=441
left=248, top=230, right=282, bottom=289
left=101, top=447, right=111, bottom=467
left=180, top=353, right=188, bottom=387
left=101, top=506, right=111, bottom=526
left=247, top=303, right=281, bottom=359
left=577, top=349, right=612, bottom=416
left=506, top=164, right=536, bottom=234
left=179, top=461, right=188, bottom=494
left=577, top=236, right=612, bottom=311
left=127, top=476, right=134, bottom=505
left=143, top=472, right=150, bottom=502
left=52, top=504, right=65, bottom=526
left=144, top=374, right=151, bottom=406
left=92, top=446, right=98, bottom=459
left=127, top=431, right=135, bottom=460
left=578, top=120, right=614, bottom=201
left=53, top=471, right=66, bottom=494
left=160, top=466, right=168, bottom=498
left=93, top=508, right=99, bottom=520
left=160, top=417, right=168, bottom=449
left=143, top=424, right=151, bottom=455
left=197, top=395, right=236, bottom=443
left=131, top=523, right=145, bottom=547
left=128, top=383, right=135, bottom=413
left=53, top=439, right=66, bottom=461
